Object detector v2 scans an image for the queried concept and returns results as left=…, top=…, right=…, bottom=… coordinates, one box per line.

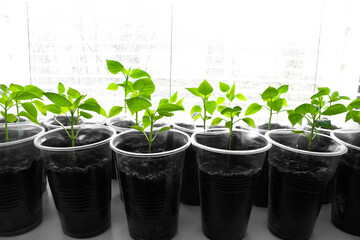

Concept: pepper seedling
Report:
left=245, top=85, right=288, bottom=130
left=345, top=98, right=360, bottom=125
left=106, top=59, right=151, bottom=122
left=0, top=84, right=43, bottom=142
left=44, top=83, right=107, bottom=147
left=211, top=82, right=255, bottom=150
left=126, top=89, right=184, bottom=153
left=288, top=87, right=348, bottom=150
left=186, top=80, right=217, bottom=130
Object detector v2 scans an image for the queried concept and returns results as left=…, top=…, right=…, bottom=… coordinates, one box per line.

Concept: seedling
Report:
left=245, top=85, right=288, bottom=130
left=0, top=84, right=43, bottom=142
left=44, top=83, right=107, bottom=147
left=211, top=82, right=255, bottom=150
left=186, top=80, right=217, bottom=130
left=126, top=90, right=184, bottom=153
left=345, top=98, right=360, bottom=125
left=106, top=60, right=151, bottom=122
left=288, top=87, right=348, bottom=150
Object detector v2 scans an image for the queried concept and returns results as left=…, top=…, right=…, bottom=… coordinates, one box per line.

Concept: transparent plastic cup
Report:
left=0, top=124, right=45, bottom=236
left=110, top=129, right=190, bottom=240
left=192, top=129, right=271, bottom=240
left=266, top=129, right=347, bottom=240
left=43, top=115, right=86, bottom=131
left=34, top=125, right=116, bottom=238
left=330, top=129, right=360, bottom=236
left=172, top=122, right=200, bottom=206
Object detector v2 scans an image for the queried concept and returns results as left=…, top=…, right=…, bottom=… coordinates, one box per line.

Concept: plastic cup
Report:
left=266, top=129, right=347, bottom=240
left=110, top=129, right=190, bottom=240
left=192, top=129, right=271, bottom=240
left=330, top=129, right=360, bottom=236
left=0, top=124, right=44, bottom=236
left=34, top=125, right=116, bottom=238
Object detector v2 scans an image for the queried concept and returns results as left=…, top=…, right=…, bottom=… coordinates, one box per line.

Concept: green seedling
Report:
left=245, top=85, right=288, bottom=130
left=345, top=98, right=360, bottom=125
left=106, top=60, right=151, bottom=121
left=126, top=89, right=184, bottom=153
left=211, top=82, right=255, bottom=150
left=0, top=84, right=44, bottom=142
left=44, top=83, right=107, bottom=147
left=186, top=80, right=217, bottom=130
left=288, top=87, right=348, bottom=150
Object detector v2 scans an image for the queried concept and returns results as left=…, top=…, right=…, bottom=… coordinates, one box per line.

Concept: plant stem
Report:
left=148, top=121, right=153, bottom=153
left=16, top=102, right=20, bottom=122
left=268, top=108, right=273, bottom=131
left=4, top=106, right=8, bottom=142
left=124, top=74, right=129, bottom=113
left=203, top=98, right=206, bottom=130
left=228, top=117, right=233, bottom=150
left=308, top=117, right=316, bottom=150
left=136, top=112, right=138, bottom=125
left=70, top=112, right=75, bottom=147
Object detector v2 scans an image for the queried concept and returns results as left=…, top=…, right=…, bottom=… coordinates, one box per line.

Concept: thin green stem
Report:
left=124, top=74, right=129, bottom=113
left=136, top=112, right=139, bottom=126
left=16, top=102, right=20, bottom=122
left=203, top=98, right=206, bottom=130
left=228, top=117, right=233, bottom=150
left=308, top=116, right=316, bottom=150
left=148, top=120, right=154, bottom=153
left=268, top=110, right=272, bottom=131
left=4, top=106, right=8, bottom=142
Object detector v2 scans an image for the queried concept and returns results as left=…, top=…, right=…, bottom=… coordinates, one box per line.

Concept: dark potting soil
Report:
left=180, top=145, right=199, bottom=205
left=112, top=120, right=136, bottom=128
left=46, top=159, right=111, bottom=238
left=257, top=123, right=289, bottom=130
left=268, top=162, right=328, bottom=240
left=199, top=167, right=260, bottom=240
left=42, top=129, right=109, bottom=148
left=0, top=158, right=42, bottom=236
left=49, top=116, right=83, bottom=127
left=174, top=122, right=196, bottom=130
left=331, top=160, right=360, bottom=236
left=119, top=168, right=181, bottom=240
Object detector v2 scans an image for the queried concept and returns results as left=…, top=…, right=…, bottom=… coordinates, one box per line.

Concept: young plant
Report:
left=211, top=82, right=255, bottom=150
left=44, top=83, right=107, bottom=147
left=288, top=88, right=348, bottom=150
left=345, top=98, right=360, bottom=125
left=245, top=85, right=288, bottom=130
left=186, top=80, right=217, bottom=130
left=106, top=59, right=151, bottom=119
left=0, top=84, right=43, bottom=142
left=126, top=91, right=184, bottom=153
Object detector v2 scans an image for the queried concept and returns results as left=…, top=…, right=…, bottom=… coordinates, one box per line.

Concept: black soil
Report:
left=199, top=168, right=260, bottom=240
left=119, top=168, right=181, bottom=240
left=0, top=158, right=42, bottom=236
left=112, top=120, right=135, bottom=128
left=257, top=123, right=289, bottom=130
left=48, top=116, right=83, bottom=127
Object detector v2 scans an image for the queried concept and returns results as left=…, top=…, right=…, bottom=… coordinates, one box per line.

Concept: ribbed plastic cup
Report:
left=266, top=129, right=347, bottom=240
left=192, top=129, right=271, bottom=240
left=110, top=129, right=190, bottom=240
left=172, top=122, right=200, bottom=206
left=0, top=124, right=44, bottom=236
left=330, top=129, right=360, bottom=236
left=34, top=125, right=116, bottom=238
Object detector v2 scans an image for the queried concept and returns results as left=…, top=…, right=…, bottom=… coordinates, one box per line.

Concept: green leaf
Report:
left=130, top=69, right=151, bottom=79
left=219, top=82, right=230, bottom=93
left=226, top=92, right=235, bottom=102
left=245, top=103, right=262, bottom=116
left=15, top=92, right=42, bottom=101
left=225, top=121, right=232, bottom=129
left=271, top=98, right=284, bottom=112
left=142, top=115, right=151, bottom=128
left=217, top=105, right=226, bottom=112
left=348, top=98, right=360, bottom=110
left=170, top=91, right=178, bottom=103
left=322, top=104, right=347, bottom=116
left=0, top=84, right=7, bottom=92
left=205, top=100, right=217, bottom=115
left=242, top=117, right=256, bottom=128
left=157, top=102, right=184, bottom=113
left=229, top=83, right=235, bottom=96
left=107, top=83, right=119, bottom=90
left=80, top=111, right=93, bottom=119
left=193, top=113, right=201, bottom=121
left=292, top=130, right=305, bottom=134
left=261, top=87, right=278, bottom=101
left=176, top=97, right=184, bottom=106
left=78, top=98, right=104, bottom=116
left=316, top=119, right=332, bottom=129
left=108, top=106, right=123, bottom=118
left=67, top=88, right=82, bottom=100
left=198, top=80, right=213, bottom=96
left=217, top=97, right=225, bottom=105
left=58, top=82, right=65, bottom=94
left=130, top=125, right=145, bottom=133
left=157, top=126, right=171, bottom=134
left=282, top=98, right=287, bottom=107
left=106, top=59, right=124, bottom=74
left=211, top=117, right=223, bottom=126
left=2, top=113, right=16, bottom=123
left=133, top=78, right=155, bottom=95
left=33, top=100, right=47, bottom=116
left=295, top=103, right=318, bottom=115
left=9, top=83, right=23, bottom=92
left=288, top=112, right=304, bottom=126
left=186, top=87, right=202, bottom=97
left=345, top=111, right=353, bottom=122
left=317, top=87, right=331, bottom=95
left=19, top=111, right=39, bottom=124
left=340, top=96, right=351, bottom=100
left=191, top=105, right=202, bottom=115
left=44, top=92, right=72, bottom=107
left=236, top=93, right=246, bottom=101
left=278, top=85, right=289, bottom=94
left=21, top=102, right=38, bottom=119
left=44, top=104, right=62, bottom=114
left=311, top=88, right=329, bottom=99
left=126, top=97, right=152, bottom=115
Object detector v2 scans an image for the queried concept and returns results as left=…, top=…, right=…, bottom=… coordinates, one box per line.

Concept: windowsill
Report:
left=11, top=180, right=356, bottom=240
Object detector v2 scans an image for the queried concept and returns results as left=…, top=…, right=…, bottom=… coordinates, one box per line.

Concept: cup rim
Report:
left=0, top=124, right=45, bottom=147
left=172, top=122, right=197, bottom=134
left=191, top=129, right=272, bottom=155
left=110, top=129, right=191, bottom=158
left=34, top=125, right=116, bottom=152
left=266, top=129, right=348, bottom=156
left=330, top=128, right=360, bottom=151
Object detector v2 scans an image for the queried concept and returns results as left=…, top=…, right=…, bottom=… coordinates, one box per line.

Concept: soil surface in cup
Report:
left=111, top=120, right=135, bottom=128
left=199, top=167, right=260, bottom=240
left=257, top=123, right=288, bottom=130
left=0, top=158, right=42, bottom=236
left=332, top=160, right=360, bottom=236
left=174, top=122, right=196, bottom=130
left=268, top=161, right=329, bottom=240
left=119, top=167, right=181, bottom=240
left=46, top=159, right=111, bottom=238
left=48, top=116, right=83, bottom=127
